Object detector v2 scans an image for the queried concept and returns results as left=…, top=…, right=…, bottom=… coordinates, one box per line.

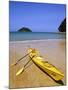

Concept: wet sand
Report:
left=9, top=39, right=66, bottom=89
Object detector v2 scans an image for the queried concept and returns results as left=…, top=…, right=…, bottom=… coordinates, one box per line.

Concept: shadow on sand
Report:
left=33, top=60, right=64, bottom=85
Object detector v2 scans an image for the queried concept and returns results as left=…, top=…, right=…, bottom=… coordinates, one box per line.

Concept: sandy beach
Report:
left=9, top=39, right=66, bottom=89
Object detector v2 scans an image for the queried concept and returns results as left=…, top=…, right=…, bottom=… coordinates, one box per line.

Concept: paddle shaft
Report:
left=16, top=56, right=34, bottom=76
left=14, top=51, right=32, bottom=65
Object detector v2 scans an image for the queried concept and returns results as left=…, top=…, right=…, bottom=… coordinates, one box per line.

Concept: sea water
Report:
left=10, top=32, right=66, bottom=41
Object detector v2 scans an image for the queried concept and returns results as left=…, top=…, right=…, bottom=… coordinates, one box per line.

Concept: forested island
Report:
left=18, top=27, right=32, bottom=32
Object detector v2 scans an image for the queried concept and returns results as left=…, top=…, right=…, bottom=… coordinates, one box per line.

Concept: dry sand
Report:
left=9, top=39, right=66, bottom=89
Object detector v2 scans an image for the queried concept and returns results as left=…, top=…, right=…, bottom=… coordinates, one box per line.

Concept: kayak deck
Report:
left=28, top=48, right=64, bottom=81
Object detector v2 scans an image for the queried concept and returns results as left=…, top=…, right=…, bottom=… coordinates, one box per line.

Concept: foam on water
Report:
left=10, top=39, right=65, bottom=44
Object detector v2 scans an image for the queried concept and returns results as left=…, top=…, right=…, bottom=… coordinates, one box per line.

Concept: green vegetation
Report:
left=18, top=27, right=32, bottom=32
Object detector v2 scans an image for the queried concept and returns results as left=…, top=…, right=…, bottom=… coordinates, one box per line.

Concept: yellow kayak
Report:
left=28, top=48, right=64, bottom=81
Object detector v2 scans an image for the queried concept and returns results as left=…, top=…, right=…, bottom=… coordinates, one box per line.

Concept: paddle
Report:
left=11, top=50, right=32, bottom=67
left=16, top=56, right=34, bottom=76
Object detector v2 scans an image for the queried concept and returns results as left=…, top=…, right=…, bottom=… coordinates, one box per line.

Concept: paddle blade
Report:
left=11, top=62, right=17, bottom=67
left=16, top=67, right=24, bottom=76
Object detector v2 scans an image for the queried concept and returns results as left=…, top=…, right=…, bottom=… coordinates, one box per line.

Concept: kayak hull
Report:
left=28, top=48, right=64, bottom=81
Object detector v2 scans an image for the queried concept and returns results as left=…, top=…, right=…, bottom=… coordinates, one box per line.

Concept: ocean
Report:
left=10, top=32, right=66, bottom=41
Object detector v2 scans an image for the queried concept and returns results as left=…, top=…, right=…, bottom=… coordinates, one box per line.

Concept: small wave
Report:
left=9, top=39, right=65, bottom=44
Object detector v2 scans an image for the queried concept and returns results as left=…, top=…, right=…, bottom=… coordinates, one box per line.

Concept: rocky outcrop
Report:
left=58, top=18, right=66, bottom=32
left=18, top=27, right=32, bottom=32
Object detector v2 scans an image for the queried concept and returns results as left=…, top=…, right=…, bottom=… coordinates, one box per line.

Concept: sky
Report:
left=9, top=1, right=66, bottom=32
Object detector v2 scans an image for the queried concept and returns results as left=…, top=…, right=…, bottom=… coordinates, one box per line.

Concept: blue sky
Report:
left=9, top=1, right=66, bottom=32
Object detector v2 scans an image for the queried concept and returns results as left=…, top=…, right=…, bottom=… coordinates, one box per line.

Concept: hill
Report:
left=18, top=27, right=32, bottom=32
left=58, top=18, right=66, bottom=32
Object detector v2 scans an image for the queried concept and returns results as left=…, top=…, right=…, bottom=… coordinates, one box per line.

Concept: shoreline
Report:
left=9, top=39, right=65, bottom=43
